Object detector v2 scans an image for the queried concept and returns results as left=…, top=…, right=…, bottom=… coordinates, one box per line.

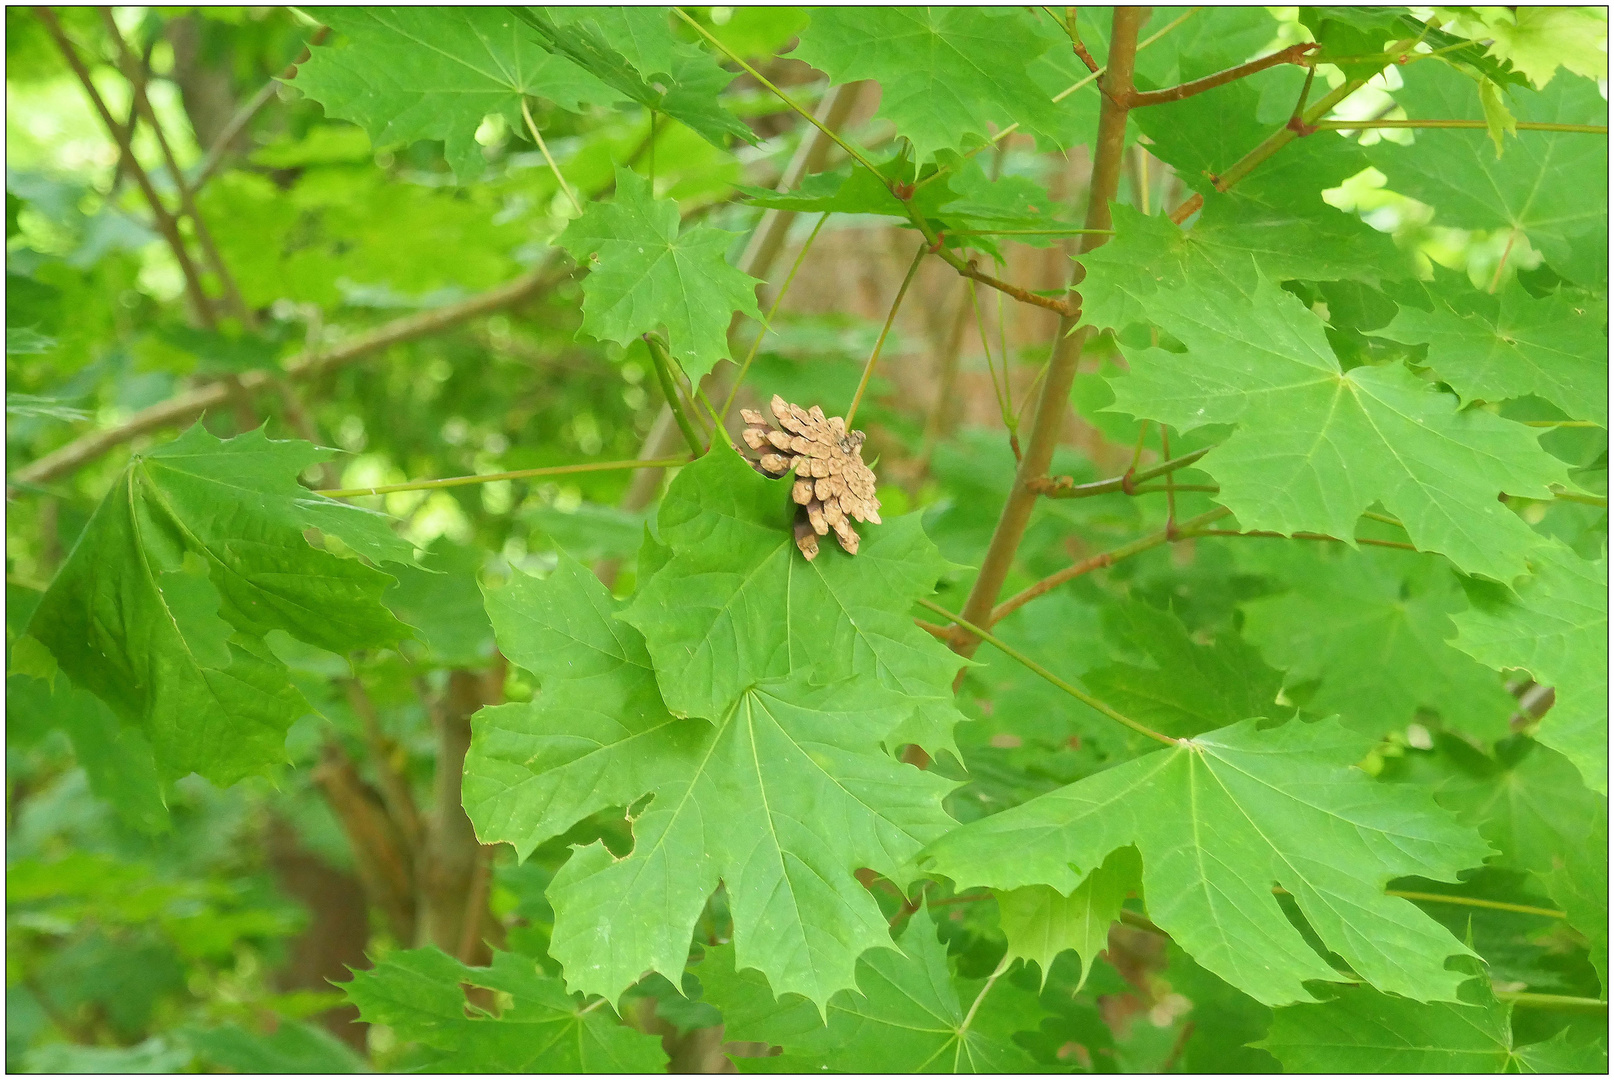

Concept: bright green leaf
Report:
left=1239, top=544, right=1517, bottom=739
left=464, top=553, right=957, bottom=1008
left=340, top=946, right=665, bottom=1071
left=290, top=8, right=624, bottom=182
left=698, top=908, right=1048, bottom=1072
left=1258, top=981, right=1516, bottom=1072
left=1375, top=277, right=1608, bottom=424
left=1105, top=264, right=1571, bottom=581
left=557, top=168, right=761, bottom=384
left=998, top=846, right=1140, bottom=992
left=621, top=439, right=967, bottom=757
left=918, top=716, right=1491, bottom=1006
left=793, top=8, right=1064, bottom=166
left=26, top=426, right=413, bottom=785
left=1451, top=541, right=1609, bottom=792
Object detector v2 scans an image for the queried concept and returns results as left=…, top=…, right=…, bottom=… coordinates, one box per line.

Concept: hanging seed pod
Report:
left=740, top=395, right=881, bottom=560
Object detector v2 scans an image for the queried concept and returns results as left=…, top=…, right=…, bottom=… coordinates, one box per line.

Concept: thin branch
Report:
left=316, top=455, right=691, bottom=499
left=455, top=846, right=494, bottom=963
left=1168, top=37, right=1422, bottom=224
left=643, top=335, right=706, bottom=455
left=36, top=6, right=216, bottom=327
left=673, top=7, right=884, bottom=180
left=846, top=239, right=927, bottom=428
left=521, top=97, right=584, bottom=215
left=717, top=211, right=830, bottom=424
left=192, top=26, right=330, bottom=194
left=1031, top=446, right=1211, bottom=498
left=991, top=507, right=1232, bottom=627
left=99, top=7, right=255, bottom=327
left=344, top=677, right=423, bottom=850
left=1312, top=118, right=1608, bottom=134
left=950, top=6, right=1149, bottom=658
left=11, top=260, right=570, bottom=490
left=1129, top=42, right=1319, bottom=107
left=921, top=596, right=1177, bottom=747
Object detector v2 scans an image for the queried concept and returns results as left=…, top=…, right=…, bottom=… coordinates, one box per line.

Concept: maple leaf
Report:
left=697, top=908, right=1047, bottom=1072
left=557, top=168, right=761, bottom=384
left=1374, top=276, right=1608, bottom=425
left=1367, top=62, right=1608, bottom=285
left=1434, top=737, right=1609, bottom=992
left=340, top=947, right=665, bottom=1072
left=289, top=8, right=624, bottom=182
left=1450, top=540, right=1609, bottom=793
left=1238, top=544, right=1517, bottom=740
left=792, top=7, right=1065, bottom=166
left=1259, top=980, right=1605, bottom=1073
left=463, top=553, right=957, bottom=1008
left=26, top=426, right=414, bottom=785
left=1103, top=262, right=1572, bottom=581
left=513, top=7, right=757, bottom=150
left=621, top=439, right=968, bottom=758
left=917, top=715, right=1492, bottom=1006
left=997, top=847, right=1139, bottom=992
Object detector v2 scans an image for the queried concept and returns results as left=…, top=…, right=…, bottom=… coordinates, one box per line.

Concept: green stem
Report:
left=916, top=596, right=1178, bottom=748
left=314, top=456, right=691, bottom=499
left=521, top=98, right=583, bottom=216
left=1313, top=119, right=1608, bottom=134
left=1189, top=528, right=1420, bottom=552
left=672, top=8, right=885, bottom=180
left=846, top=239, right=926, bottom=428
left=1496, top=992, right=1608, bottom=1012
left=1523, top=420, right=1603, bottom=428
left=991, top=506, right=1232, bottom=626
left=1385, top=890, right=1565, bottom=919
left=643, top=334, right=706, bottom=455
left=1550, top=490, right=1609, bottom=507
left=947, top=227, right=1115, bottom=236
left=719, top=211, right=831, bottom=423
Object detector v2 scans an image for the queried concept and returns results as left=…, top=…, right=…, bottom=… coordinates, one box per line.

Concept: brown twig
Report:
left=36, top=6, right=216, bottom=326
left=1129, top=42, right=1318, bottom=107
left=344, top=678, right=424, bottom=851
left=10, top=258, right=568, bottom=490
left=312, top=740, right=417, bottom=944
left=949, top=6, right=1148, bottom=658
left=192, top=26, right=331, bottom=194
left=1029, top=446, right=1211, bottom=498
left=990, top=507, right=1231, bottom=627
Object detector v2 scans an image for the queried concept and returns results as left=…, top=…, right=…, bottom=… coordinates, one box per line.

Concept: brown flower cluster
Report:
left=741, top=395, right=881, bottom=560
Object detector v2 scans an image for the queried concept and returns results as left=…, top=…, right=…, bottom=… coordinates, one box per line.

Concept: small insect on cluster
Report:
left=741, top=395, right=881, bottom=560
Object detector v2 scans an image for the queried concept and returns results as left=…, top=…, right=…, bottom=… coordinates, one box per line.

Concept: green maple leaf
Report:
left=792, top=7, right=1065, bottom=166
left=1438, top=736, right=1610, bottom=993
left=1451, top=541, right=1608, bottom=793
left=289, top=8, right=624, bottom=182
left=1259, top=980, right=1603, bottom=1072
left=463, top=553, right=957, bottom=1008
left=339, top=946, right=665, bottom=1071
left=917, top=715, right=1492, bottom=1006
left=1239, top=545, right=1516, bottom=739
left=513, top=7, right=758, bottom=150
left=1367, top=63, right=1608, bottom=285
left=1082, top=601, right=1291, bottom=739
left=1374, top=276, right=1608, bottom=424
left=697, top=908, right=1046, bottom=1072
left=1082, top=203, right=1404, bottom=334
left=557, top=168, right=761, bottom=384
left=1104, top=262, right=1571, bottom=581
left=26, top=426, right=414, bottom=785
left=997, top=847, right=1140, bottom=992
left=621, top=439, right=968, bottom=757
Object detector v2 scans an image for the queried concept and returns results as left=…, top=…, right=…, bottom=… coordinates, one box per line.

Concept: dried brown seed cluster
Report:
left=740, top=395, right=881, bottom=560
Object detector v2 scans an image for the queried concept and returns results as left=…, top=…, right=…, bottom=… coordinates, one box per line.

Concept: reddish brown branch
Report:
left=1130, top=42, right=1318, bottom=107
